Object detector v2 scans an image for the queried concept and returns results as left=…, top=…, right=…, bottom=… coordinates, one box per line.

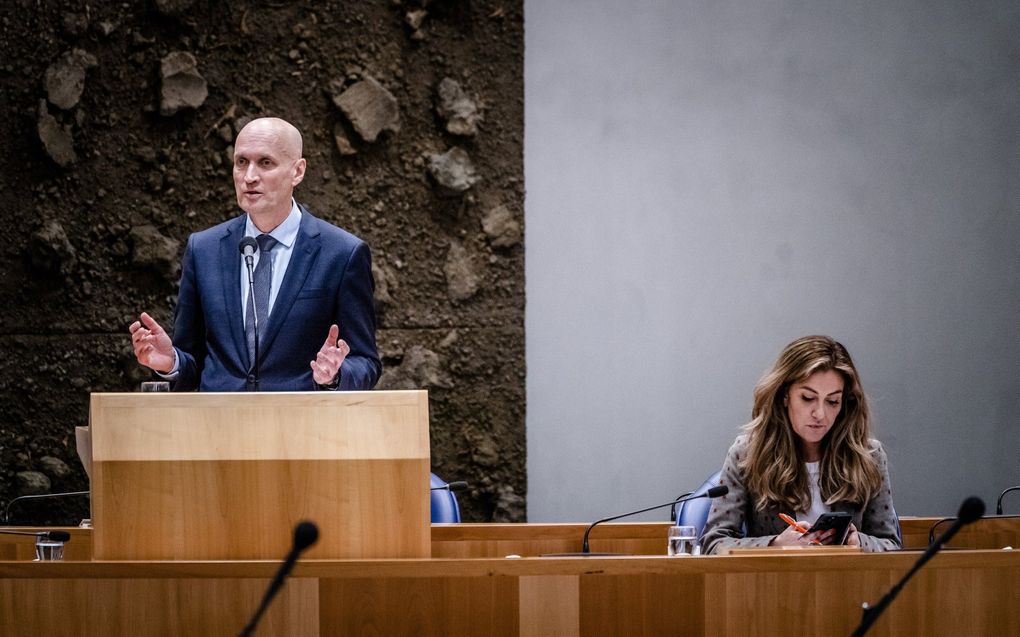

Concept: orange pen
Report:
left=778, top=513, right=822, bottom=545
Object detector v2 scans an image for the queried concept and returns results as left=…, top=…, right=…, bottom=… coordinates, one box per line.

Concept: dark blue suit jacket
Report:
left=171, top=204, right=381, bottom=391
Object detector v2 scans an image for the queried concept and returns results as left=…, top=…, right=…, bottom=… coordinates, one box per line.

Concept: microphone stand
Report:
left=997, top=486, right=1020, bottom=515
left=246, top=259, right=260, bottom=391
left=582, top=486, right=728, bottom=554
left=239, top=237, right=260, bottom=392
left=238, top=521, right=319, bottom=637
left=851, top=497, right=985, bottom=637
left=430, top=481, right=469, bottom=492
left=0, top=529, right=72, bottom=542
left=3, top=491, right=89, bottom=524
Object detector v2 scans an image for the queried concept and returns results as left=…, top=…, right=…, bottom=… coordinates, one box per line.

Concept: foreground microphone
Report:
left=0, top=529, right=72, bottom=542
left=238, top=521, right=319, bottom=637
left=851, top=496, right=984, bottom=637
left=430, top=481, right=469, bottom=492
left=239, top=237, right=261, bottom=390
left=581, top=485, right=729, bottom=554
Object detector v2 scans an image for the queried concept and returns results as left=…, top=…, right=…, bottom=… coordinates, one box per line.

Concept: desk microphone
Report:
left=576, top=485, right=729, bottom=555
left=238, top=521, right=319, bottom=637
left=430, top=481, right=469, bottom=492
left=0, top=529, right=72, bottom=542
left=670, top=492, right=694, bottom=522
left=996, top=485, right=1020, bottom=515
left=851, top=496, right=984, bottom=637
left=3, top=490, right=90, bottom=523
left=239, top=237, right=261, bottom=390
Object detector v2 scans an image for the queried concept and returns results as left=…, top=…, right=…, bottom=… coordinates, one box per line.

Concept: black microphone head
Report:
left=293, top=521, right=319, bottom=551
left=705, top=485, right=729, bottom=498
left=957, top=496, right=985, bottom=524
left=446, top=481, right=469, bottom=492
left=46, top=531, right=71, bottom=542
left=239, top=236, right=258, bottom=256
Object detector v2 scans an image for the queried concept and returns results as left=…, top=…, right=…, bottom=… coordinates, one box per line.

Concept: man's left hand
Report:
left=310, top=323, right=349, bottom=386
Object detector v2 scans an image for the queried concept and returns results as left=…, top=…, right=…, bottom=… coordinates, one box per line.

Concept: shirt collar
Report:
left=244, top=199, right=301, bottom=249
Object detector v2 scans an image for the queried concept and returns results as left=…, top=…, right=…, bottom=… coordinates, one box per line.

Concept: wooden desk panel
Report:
left=4, top=516, right=1019, bottom=562
left=0, top=578, right=318, bottom=637
left=431, top=522, right=670, bottom=558
left=899, top=516, right=1020, bottom=550
left=1, top=552, right=1017, bottom=636
left=0, top=528, right=91, bottom=562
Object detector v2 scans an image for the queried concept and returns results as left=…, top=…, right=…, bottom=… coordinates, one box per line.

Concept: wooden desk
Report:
left=899, top=516, right=1020, bottom=550
left=1, top=550, right=1017, bottom=636
left=4, top=516, right=1019, bottom=561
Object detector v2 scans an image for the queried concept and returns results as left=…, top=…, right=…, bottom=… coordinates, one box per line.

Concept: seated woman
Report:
left=700, top=335, right=900, bottom=554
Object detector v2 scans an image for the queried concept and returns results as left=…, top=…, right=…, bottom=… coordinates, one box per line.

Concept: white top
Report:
left=797, top=461, right=830, bottom=524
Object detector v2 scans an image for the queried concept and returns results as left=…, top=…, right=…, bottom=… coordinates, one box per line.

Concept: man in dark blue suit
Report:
left=129, top=117, right=380, bottom=391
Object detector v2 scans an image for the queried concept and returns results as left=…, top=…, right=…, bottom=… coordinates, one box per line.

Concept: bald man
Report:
left=129, top=117, right=381, bottom=391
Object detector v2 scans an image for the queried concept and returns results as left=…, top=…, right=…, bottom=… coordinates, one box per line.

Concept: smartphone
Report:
left=807, top=512, right=853, bottom=545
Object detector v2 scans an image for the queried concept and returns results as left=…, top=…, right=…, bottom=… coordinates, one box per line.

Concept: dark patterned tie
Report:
left=245, top=234, right=279, bottom=365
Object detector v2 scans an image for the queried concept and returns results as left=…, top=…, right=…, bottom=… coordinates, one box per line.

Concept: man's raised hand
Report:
left=129, top=312, right=175, bottom=373
left=310, top=323, right=349, bottom=386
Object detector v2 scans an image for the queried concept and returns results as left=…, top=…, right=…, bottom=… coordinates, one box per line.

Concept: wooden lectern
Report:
left=89, top=390, right=430, bottom=561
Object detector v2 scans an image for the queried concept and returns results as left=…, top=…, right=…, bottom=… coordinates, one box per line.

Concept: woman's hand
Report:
left=770, top=521, right=835, bottom=547
left=844, top=523, right=861, bottom=547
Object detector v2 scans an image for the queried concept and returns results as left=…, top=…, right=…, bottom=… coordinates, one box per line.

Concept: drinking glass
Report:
left=34, top=538, right=64, bottom=561
left=667, top=525, right=698, bottom=556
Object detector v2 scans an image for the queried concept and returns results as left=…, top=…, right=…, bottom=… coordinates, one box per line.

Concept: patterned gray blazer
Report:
left=700, top=435, right=901, bottom=555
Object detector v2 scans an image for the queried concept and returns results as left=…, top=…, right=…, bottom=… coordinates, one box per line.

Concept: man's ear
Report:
left=291, top=158, right=307, bottom=187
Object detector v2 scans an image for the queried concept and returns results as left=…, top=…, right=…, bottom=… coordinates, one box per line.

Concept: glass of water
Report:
left=34, top=538, right=65, bottom=561
left=667, top=525, right=698, bottom=556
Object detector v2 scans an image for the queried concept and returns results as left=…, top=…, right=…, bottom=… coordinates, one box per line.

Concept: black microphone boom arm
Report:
left=582, top=485, right=728, bottom=554
left=851, top=496, right=985, bottom=637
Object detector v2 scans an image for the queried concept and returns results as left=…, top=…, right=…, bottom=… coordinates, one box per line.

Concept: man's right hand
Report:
left=129, top=312, right=175, bottom=373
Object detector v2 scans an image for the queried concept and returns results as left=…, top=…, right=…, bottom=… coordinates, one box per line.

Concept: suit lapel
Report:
left=219, top=215, right=250, bottom=370
left=260, top=207, right=321, bottom=356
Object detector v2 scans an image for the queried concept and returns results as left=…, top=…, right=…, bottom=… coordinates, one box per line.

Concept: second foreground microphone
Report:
left=579, top=485, right=730, bottom=554
left=238, top=521, right=319, bottom=637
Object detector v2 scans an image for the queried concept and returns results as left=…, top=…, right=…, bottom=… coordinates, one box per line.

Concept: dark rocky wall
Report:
left=0, top=0, right=524, bottom=524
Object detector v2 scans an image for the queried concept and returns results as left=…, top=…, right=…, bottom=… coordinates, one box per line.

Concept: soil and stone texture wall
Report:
left=0, top=0, right=524, bottom=524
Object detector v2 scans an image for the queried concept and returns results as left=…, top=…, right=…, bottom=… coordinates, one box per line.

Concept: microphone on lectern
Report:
left=851, top=496, right=985, bottom=637
left=238, top=236, right=262, bottom=389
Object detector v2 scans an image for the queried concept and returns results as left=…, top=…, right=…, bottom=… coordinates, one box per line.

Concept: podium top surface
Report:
left=89, top=390, right=429, bottom=461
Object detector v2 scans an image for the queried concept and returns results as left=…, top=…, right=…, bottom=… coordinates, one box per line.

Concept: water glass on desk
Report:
left=34, top=538, right=64, bottom=561
left=140, top=381, right=170, bottom=392
left=667, top=525, right=698, bottom=556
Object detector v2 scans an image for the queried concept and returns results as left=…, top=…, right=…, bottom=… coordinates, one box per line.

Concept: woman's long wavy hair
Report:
left=741, top=335, right=881, bottom=513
